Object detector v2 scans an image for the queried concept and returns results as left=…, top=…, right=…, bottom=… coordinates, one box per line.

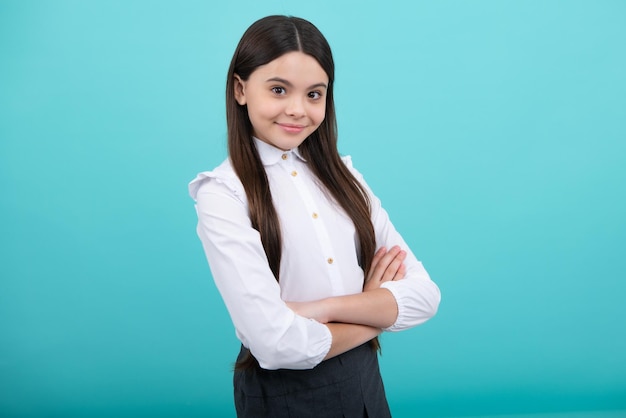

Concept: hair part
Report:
left=226, top=15, right=379, bottom=370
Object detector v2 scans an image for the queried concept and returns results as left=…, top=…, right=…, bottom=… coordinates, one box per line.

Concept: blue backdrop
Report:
left=1, top=1, right=625, bottom=417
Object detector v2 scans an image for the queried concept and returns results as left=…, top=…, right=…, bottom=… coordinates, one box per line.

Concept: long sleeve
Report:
left=343, top=157, right=441, bottom=331
left=190, top=165, right=332, bottom=370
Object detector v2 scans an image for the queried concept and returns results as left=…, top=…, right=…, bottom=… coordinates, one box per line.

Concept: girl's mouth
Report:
left=277, top=123, right=306, bottom=133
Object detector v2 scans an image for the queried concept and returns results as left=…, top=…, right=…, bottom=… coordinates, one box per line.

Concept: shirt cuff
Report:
left=379, top=281, right=407, bottom=332
left=313, top=320, right=333, bottom=364
left=253, top=317, right=333, bottom=370
left=379, top=278, right=440, bottom=332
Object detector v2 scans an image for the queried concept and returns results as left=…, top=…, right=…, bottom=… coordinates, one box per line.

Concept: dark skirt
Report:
left=233, top=342, right=391, bottom=418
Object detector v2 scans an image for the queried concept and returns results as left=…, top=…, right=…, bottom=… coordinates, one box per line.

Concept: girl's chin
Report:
left=262, top=131, right=311, bottom=150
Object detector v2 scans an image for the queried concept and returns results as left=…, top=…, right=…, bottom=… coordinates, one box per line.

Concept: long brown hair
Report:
left=226, top=15, right=378, bottom=370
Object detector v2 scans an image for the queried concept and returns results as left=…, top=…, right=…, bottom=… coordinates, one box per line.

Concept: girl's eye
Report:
left=308, top=91, right=323, bottom=100
left=271, top=86, right=286, bottom=95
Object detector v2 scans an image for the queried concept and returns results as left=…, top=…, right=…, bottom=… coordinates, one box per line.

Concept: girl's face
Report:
left=234, top=51, right=328, bottom=151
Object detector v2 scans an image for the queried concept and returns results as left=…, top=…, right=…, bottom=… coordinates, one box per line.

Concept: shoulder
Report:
left=340, top=154, right=365, bottom=183
left=188, top=158, right=246, bottom=203
left=340, top=154, right=353, bottom=168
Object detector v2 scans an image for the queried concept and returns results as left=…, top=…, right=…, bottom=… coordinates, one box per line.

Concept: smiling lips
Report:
left=277, top=123, right=306, bottom=133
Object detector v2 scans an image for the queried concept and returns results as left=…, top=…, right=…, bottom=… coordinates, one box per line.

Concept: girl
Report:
left=189, top=15, right=440, bottom=417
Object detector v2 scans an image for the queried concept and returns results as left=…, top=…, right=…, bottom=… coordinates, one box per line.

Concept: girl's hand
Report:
left=363, top=246, right=407, bottom=292
left=287, top=246, right=406, bottom=322
left=285, top=300, right=330, bottom=324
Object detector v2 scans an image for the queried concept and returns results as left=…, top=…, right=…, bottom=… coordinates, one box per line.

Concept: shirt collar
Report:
left=253, top=137, right=307, bottom=166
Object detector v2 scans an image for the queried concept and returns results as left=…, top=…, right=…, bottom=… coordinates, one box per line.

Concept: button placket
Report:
left=285, top=161, right=342, bottom=293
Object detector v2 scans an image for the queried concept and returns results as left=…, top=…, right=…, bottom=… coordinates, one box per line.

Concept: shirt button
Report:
left=281, top=154, right=288, bottom=160
left=327, top=258, right=334, bottom=264
left=312, top=212, right=318, bottom=219
left=291, top=170, right=298, bottom=177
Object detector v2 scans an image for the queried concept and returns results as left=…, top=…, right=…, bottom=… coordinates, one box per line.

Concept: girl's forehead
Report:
left=252, top=52, right=328, bottom=85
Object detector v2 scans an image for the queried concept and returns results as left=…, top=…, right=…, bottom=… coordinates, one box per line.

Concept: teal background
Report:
left=1, top=1, right=625, bottom=417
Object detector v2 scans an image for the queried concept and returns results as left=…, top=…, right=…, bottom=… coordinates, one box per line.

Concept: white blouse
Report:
left=189, top=138, right=440, bottom=370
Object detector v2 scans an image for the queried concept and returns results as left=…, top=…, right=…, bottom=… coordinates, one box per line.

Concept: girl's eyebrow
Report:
left=266, top=77, right=327, bottom=90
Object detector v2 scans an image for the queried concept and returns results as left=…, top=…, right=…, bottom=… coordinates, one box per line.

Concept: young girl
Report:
left=189, top=15, right=440, bottom=417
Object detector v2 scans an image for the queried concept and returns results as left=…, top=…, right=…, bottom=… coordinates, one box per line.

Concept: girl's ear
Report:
left=233, top=74, right=247, bottom=105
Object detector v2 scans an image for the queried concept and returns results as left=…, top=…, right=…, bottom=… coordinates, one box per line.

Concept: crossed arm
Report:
left=194, top=176, right=437, bottom=369
left=286, top=245, right=408, bottom=360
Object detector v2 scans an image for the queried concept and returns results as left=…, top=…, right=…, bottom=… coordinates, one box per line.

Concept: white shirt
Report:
left=189, top=138, right=440, bottom=370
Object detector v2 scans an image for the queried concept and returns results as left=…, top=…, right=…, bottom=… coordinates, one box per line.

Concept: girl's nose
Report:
left=285, top=97, right=305, bottom=118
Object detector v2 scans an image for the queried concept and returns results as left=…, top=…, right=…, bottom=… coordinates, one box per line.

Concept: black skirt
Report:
left=233, top=342, right=391, bottom=418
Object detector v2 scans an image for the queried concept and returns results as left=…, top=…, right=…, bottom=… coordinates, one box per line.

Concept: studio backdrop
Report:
left=1, top=1, right=625, bottom=417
